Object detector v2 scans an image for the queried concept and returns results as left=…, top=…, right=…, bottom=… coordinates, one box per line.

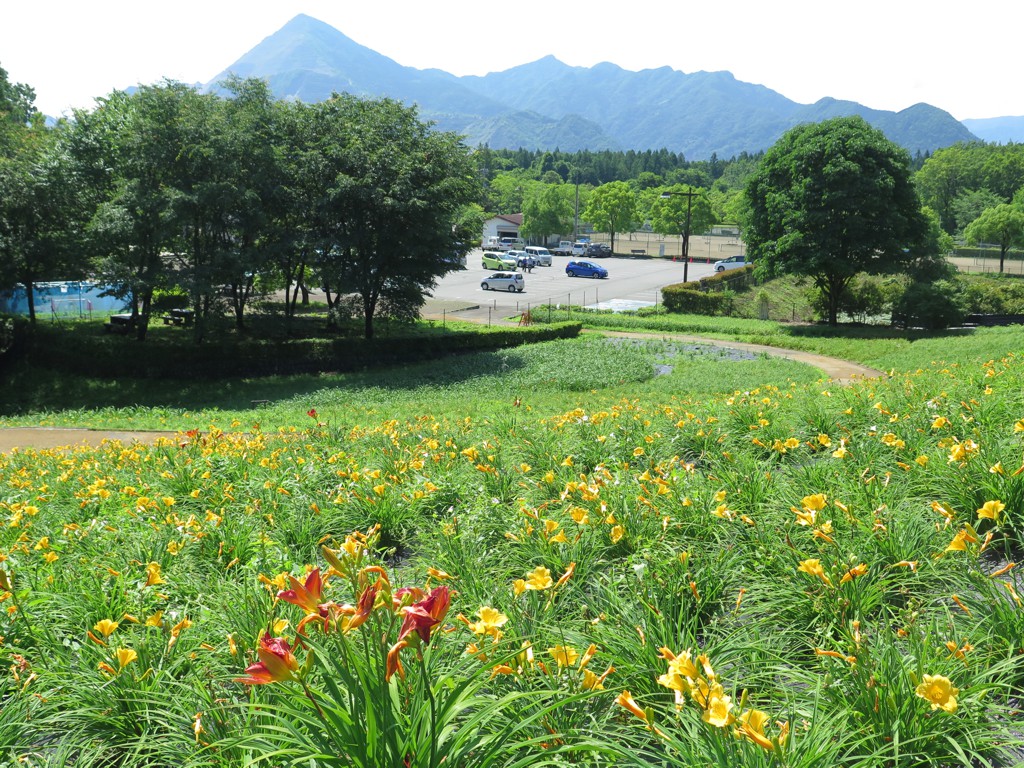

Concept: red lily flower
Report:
left=236, top=633, right=299, bottom=685
left=397, top=585, right=451, bottom=644
left=345, top=578, right=381, bottom=632
left=278, top=568, right=326, bottom=616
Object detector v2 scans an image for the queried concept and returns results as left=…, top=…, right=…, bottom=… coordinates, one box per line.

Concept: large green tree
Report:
left=0, top=68, right=83, bottom=323
left=72, top=83, right=199, bottom=340
left=582, top=181, right=637, bottom=253
left=964, top=204, right=1024, bottom=273
left=648, top=185, right=715, bottom=261
left=308, top=95, right=478, bottom=339
left=746, top=116, right=928, bottom=325
left=521, top=182, right=573, bottom=243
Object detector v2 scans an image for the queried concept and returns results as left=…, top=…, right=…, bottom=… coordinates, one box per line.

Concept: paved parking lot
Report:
left=427, top=249, right=719, bottom=320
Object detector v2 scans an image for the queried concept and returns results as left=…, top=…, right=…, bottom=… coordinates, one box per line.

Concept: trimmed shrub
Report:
left=891, top=280, right=966, bottom=330
left=661, top=284, right=735, bottom=315
left=28, top=321, right=583, bottom=380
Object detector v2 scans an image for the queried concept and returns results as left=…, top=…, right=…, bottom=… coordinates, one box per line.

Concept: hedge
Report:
left=660, top=285, right=735, bottom=315
left=28, top=321, right=583, bottom=380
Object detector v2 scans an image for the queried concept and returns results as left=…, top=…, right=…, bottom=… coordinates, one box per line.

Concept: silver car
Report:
left=481, top=272, right=525, bottom=292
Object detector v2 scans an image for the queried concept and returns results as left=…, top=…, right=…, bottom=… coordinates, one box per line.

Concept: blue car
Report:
left=566, top=260, right=608, bottom=279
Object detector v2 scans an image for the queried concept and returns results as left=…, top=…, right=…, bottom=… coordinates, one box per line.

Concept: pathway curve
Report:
left=0, top=428, right=175, bottom=454
left=591, top=329, right=884, bottom=384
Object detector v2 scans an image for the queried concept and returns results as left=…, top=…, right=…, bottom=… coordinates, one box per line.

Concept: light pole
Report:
left=661, top=188, right=698, bottom=284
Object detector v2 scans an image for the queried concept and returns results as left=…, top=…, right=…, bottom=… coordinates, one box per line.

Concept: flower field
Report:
left=2, top=334, right=1024, bottom=767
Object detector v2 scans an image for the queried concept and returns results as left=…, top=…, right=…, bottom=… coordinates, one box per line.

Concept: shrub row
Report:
left=660, top=284, right=735, bottom=315
left=697, top=264, right=756, bottom=291
left=30, top=321, right=583, bottom=380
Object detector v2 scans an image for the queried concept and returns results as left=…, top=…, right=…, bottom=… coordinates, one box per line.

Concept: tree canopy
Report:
left=745, top=116, right=928, bottom=325
left=582, top=181, right=637, bottom=253
left=964, top=204, right=1024, bottom=274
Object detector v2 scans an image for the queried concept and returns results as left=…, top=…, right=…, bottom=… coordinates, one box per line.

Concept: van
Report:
left=498, top=236, right=525, bottom=251
left=524, top=246, right=552, bottom=266
left=570, top=242, right=588, bottom=257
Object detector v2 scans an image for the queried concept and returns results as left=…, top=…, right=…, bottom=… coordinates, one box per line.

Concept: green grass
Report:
left=3, top=312, right=1024, bottom=767
left=0, top=335, right=823, bottom=430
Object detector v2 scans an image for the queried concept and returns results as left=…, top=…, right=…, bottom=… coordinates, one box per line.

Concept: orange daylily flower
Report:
left=236, top=634, right=300, bottom=685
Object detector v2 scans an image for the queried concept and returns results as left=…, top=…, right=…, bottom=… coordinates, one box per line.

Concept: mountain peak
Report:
left=204, top=14, right=980, bottom=157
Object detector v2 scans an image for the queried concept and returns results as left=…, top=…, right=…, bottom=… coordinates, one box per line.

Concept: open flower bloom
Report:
left=236, top=634, right=300, bottom=685
left=916, top=674, right=958, bottom=713
left=701, top=683, right=734, bottom=727
left=466, top=606, right=508, bottom=639
left=735, top=708, right=774, bottom=750
left=840, top=563, right=869, bottom=584
left=114, top=648, right=138, bottom=669
left=524, top=566, right=554, bottom=591
left=797, top=558, right=833, bottom=586
left=278, top=568, right=326, bottom=616
left=945, top=528, right=978, bottom=552
left=977, top=500, right=1006, bottom=522
left=547, top=645, right=579, bottom=667
left=397, top=585, right=451, bottom=645
left=94, top=619, right=119, bottom=637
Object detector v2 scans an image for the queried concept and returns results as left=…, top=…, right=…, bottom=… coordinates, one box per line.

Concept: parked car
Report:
left=554, top=241, right=574, bottom=256
left=524, top=246, right=552, bottom=266
left=713, top=255, right=751, bottom=272
left=566, top=260, right=608, bottom=279
left=586, top=243, right=612, bottom=257
left=498, top=237, right=525, bottom=252
left=570, top=242, right=588, bottom=257
left=481, top=272, right=525, bottom=292
left=482, top=251, right=517, bottom=270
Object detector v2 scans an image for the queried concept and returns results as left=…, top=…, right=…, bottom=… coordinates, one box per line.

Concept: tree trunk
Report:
left=363, top=293, right=376, bottom=340
left=135, top=291, right=152, bottom=341
left=24, top=280, right=36, bottom=325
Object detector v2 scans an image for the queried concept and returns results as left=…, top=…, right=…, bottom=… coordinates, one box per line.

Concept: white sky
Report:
left=2, top=0, right=1018, bottom=122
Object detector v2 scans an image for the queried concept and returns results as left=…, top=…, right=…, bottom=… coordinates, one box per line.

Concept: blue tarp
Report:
left=0, top=282, right=126, bottom=317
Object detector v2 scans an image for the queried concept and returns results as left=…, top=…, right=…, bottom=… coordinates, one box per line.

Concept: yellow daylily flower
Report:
left=115, top=648, right=138, bottom=669
left=93, top=619, right=119, bottom=637
left=524, top=566, right=553, bottom=591
left=797, top=558, right=833, bottom=586
left=977, top=500, right=1005, bottom=522
left=915, top=674, right=958, bottom=713
left=547, top=645, right=579, bottom=667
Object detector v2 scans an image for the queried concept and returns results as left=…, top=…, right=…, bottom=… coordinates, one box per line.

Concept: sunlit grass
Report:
left=1, top=324, right=1023, bottom=766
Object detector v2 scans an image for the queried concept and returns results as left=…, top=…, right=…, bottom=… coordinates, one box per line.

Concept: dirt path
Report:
left=592, top=330, right=884, bottom=384
left=0, top=428, right=175, bottom=454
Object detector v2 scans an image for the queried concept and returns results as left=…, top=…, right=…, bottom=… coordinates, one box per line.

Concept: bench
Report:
left=162, top=309, right=195, bottom=326
left=104, top=313, right=135, bottom=334
left=630, top=249, right=646, bottom=256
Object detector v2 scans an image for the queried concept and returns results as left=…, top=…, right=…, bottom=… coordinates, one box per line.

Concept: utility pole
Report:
left=660, top=187, right=699, bottom=283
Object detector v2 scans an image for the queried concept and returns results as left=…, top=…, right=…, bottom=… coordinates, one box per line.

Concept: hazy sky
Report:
left=2, top=0, right=1018, bottom=122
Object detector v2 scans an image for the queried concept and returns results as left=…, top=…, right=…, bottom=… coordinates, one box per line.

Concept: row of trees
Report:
left=0, top=69, right=480, bottom=339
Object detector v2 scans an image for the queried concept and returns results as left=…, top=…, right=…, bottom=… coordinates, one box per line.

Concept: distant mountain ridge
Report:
left=961, top=116, right=1024, bottom=144
left=205, top=14, right=979, bottom=159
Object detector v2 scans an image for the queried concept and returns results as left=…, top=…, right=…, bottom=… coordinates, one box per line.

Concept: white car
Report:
left=524, top=246, right=552, bottom=266
left=481, top=272, right=525, bottom=292
left=713, top=255, right=751, bottom=272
